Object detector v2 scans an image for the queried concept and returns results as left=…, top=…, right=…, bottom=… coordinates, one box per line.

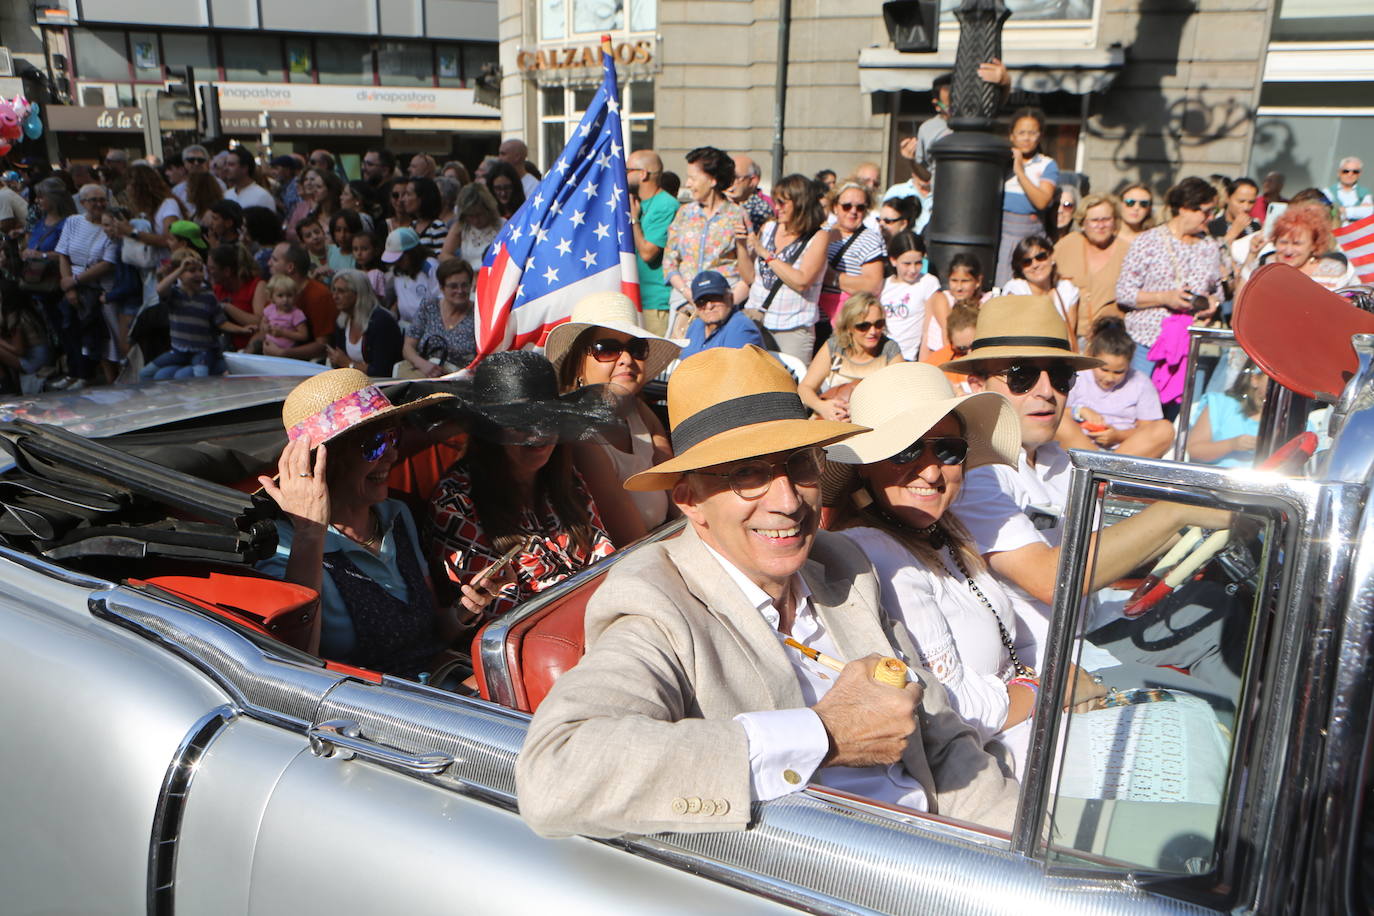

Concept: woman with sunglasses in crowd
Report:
left=997, top=108, right=1059, bottom=287
left=819, top=181, right=886, bottom=333
left=428, top=351, right=619, bottom=623
left=1115, top=177, right=1222, bottom=383
left=258, top=369, right=485, bottom=677
left=547, top=292, right=681, bottom=545
left=1001, top=235, right=1079, bottom=351
left=799, top=291, right=903, bottom=422
left=1116, top=182, right=1156, bottom=245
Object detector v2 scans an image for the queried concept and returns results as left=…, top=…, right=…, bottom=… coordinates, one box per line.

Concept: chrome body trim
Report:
left=147, top=704, right=238, bottom=915
left=477, top=517, right=686, bottom=708
left=1321, top=333, right=1374, bottom=484
left=307, top=718, right=455, bottom=774
left=1173, top=326, right=1236, bottom=460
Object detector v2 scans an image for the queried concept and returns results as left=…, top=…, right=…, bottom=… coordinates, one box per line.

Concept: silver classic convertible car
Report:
left=2, top=285, right=1373, bottom=914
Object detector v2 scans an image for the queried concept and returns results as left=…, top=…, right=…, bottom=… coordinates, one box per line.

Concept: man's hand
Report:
left=898, top=136, right=918, bottom=162
left=812, top=654, right=920, bottom=768
left=978, top=58, right=1009, bottom=89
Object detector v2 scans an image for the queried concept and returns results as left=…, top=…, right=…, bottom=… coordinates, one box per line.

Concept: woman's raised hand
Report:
left=258, top=437, right=330, bottom=532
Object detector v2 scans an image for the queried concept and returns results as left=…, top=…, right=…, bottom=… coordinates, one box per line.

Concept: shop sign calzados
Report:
left=516, top=37, right=661, bottom=84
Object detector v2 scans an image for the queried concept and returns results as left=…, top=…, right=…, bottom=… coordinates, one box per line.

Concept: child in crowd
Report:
left=1065, top=316, right=1173, bottom=458
left=328, top=211, right=361, bottom=274
left=924, top=252, right=997, bottom=355
left=298, top=219, right=334, bottom=283
left=880, top=230, right=941, bottom=360
left=140, top=249, right=228, bottom=380
left=254, top=274, right=310, bottom=354
left=922, top=301, right=979, bottom=393
left=351, top=229, right=390, bottom=302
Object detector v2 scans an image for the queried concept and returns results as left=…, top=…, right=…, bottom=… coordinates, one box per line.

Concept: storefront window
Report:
left=317, top=38, right=373, bottom=85
left=129, top=32, right=161, bottom=81
left=541, top=0, right=566, bottom=40
left=939, top=0, right=1093, bottom=20
left=1272, top=0, right=1374, bottom=40
left=539, top=78, right=655, bottom=170
left=542, top=86, right=565, bottom=116
left=378, top=40, right=432, bottom=87
left=221, top=34, right=283, bottom=82
left=463, top=43, right=499, bottom=85
left=285, top=39, right=313, bottom=84
left=161, top=32, right=215, bottom=74
left=573, top=0, right=623, bottom=33
left=629, top=0, right=656, bottom=31
left=436, top=45, right=463, bottom=88
left=73, top=28, right=131, bottom=82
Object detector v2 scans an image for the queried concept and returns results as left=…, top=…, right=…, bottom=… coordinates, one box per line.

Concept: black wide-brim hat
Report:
left=441, top=349, right=624, bottom=444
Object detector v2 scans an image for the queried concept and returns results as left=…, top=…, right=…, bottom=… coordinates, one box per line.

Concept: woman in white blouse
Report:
left=824, top=362, right=1105, bottom=774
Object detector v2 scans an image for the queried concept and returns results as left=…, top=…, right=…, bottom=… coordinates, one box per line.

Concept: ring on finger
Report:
left=298, top=471, right=313, bottom=478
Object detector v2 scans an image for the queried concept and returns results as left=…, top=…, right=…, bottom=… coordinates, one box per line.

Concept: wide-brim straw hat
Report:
left=281, top=367, right=453, bottom=447
left=625, top=345, right=864, bottom=492
left=825, top=362, right=1021, bottom=469
left=941, top=294, right=1103, bottom=373
left=447, top=349, right=623, bottom=444
left=543, top=290, right=683, bottom=382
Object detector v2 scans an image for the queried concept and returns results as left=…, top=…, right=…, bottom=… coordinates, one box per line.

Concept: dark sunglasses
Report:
left=950, top=344, right=970, bottom=357
left=996, top=363, right=1077, bottom=395
left=890, top=436, right=969, bottom=467
left=1341, top=168, right=1361, bottom=174
left=184, top=156, right=208, bottom=164
left=1017, top=250, right=1051, bottom=267
left=694, top=446, right=824, bottom=500
left=358, top=427, right=399, bottom=462
left=878, top=216, right=905, bottom=225
left=589, top=337, right=650, bottom=362
left=1122, top=197, right=1151, bottom=208
left=853, top=319, right=886, bottom=332
left=838, top=202, right=868, bottom=212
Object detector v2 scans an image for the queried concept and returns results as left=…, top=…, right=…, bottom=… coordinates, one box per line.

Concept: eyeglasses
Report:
left=878, top=216, right=905, bottom=225
left=358, top=427, right=399, bottom=462
left=890, top=436, right=969, bottom=467
left=1017, top=250, right=1051, bottom=266
left=184, top=156, right=208, bottom=164
left=838, top=202, right=868, bottom=213
left=853, top=319, right=886, bottom=332
left=1122, top=198, right=1151, bottom=208
left=693, top=446, right=824, bottom=500
left=589, top=337, right=650, bottom=361
left=994, top=363, right=1077, bottom=395
left=1341, top=168, right=1361, bottom=174
left=1059, top=200, right=1077, bottom=209
left=950, top=344, right=970, bottom=357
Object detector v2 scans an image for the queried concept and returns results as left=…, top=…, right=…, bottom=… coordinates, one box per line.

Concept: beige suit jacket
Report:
left=516, top=525, right=1020, bottom=839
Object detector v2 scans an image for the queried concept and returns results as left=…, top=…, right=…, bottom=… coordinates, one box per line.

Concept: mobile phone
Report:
left=475, top=539, right=526, bottom=585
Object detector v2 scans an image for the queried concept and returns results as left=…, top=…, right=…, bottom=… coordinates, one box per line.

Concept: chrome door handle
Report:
left=308, top=719, right=455, bottom=775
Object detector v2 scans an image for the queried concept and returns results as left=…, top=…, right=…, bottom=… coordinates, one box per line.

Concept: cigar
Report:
left=872, top=657, right=909, bottom=687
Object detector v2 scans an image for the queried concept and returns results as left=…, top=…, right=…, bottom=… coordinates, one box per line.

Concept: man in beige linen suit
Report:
left=517, top=346, right=1019, bottom=839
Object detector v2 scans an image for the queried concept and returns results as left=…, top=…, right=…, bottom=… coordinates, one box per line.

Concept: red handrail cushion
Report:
left=135, top=571, right=320, bottom=652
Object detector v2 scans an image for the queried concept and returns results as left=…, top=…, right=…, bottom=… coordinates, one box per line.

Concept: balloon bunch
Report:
left=0, top=96, right=43, bottom=156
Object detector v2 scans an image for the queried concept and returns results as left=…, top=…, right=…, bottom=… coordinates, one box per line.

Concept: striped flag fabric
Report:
left=1334, top=212, right=1374, bottom=284
left=470, top=39, right=638, bottom=365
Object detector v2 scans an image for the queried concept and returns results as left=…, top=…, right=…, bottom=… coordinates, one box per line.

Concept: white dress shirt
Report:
left=701, top=544, right=930, bottom=811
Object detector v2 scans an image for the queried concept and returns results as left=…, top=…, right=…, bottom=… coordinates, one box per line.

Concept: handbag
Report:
left=19, top=255, right=59, bottom=293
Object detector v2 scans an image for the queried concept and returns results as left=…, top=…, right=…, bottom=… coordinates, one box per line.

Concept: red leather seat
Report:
left=473, top=582, right=596, bottom=713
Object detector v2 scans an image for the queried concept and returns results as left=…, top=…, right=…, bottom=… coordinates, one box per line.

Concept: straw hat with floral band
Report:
left=451, top=349, right=623, bottom=445
left=940, top=294, right=1102, bottom=377
left=625, top=344, right=863, bottom=492
left=543, top=290, right=683, bottom=383
left=281, top=367, right=454, bottom=456
left=822, top=361, right=1021, bottom=509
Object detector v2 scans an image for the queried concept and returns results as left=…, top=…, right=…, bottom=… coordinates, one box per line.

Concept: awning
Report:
left=858, top=46, right=1124, bottom=96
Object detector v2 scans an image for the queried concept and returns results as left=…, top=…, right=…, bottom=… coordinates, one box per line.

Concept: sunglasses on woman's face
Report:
left=995, top=363, right=1077, bottom=395
left=1017, top=250, right=1051, bottom=266
left=1122, top=198, right=1151, bottom=208
left=853, top=319, right=886, bottom=332
left=878, top=215, right=905, bottom=225
left=589, top=337, right=649, bottom=362
left=838, top=201, right=868, bottom=213
left=890, top=436, right=969, bottom=467
left=358, top=427, right=399, bottom=462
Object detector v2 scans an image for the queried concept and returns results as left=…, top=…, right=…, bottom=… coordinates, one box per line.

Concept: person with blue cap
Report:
left=679, top=269, right=764, bottom=360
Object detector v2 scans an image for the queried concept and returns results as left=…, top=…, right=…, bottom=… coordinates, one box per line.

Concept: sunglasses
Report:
left=184, top=156, right=208, bottom=164
left=838, top=202, right=868, bottom=212
left=995, top=363, right=1077, bottom=395
left=1122, top=198, right=1151, bottom=208
left=694, top=446, right=824, bottom=501
left=1017, top=250, right=1051, bottom=266
left=1341, top=168, right=1361, bottom=174
left=890, top=436, right=969, bottom=467
left=589, top=337, right=649, bottom=362
left=950, top=344, right=970, bottom=357
left=853, top=319, right=886, bottom=332
left=358, top=427, right=399, bottom=462
left=878, top=216, right=905, bottom=225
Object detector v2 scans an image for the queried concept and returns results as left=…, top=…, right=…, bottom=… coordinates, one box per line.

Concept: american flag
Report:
left=1335, top=213, right=1374, bottom=284
left=471, top=41, right=638, bottom=364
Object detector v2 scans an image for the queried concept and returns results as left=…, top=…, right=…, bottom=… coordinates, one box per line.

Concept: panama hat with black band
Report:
left=940, top=294, right=1102, bottom=374
left=624, top=345, right=865, bottom=491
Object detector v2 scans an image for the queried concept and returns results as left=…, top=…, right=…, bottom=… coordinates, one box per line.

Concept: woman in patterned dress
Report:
left=427, top=351, right=621, bottom=623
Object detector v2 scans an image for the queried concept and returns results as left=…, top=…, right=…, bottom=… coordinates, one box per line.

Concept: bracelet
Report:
left=1009, top=676, right=1040, bottom=701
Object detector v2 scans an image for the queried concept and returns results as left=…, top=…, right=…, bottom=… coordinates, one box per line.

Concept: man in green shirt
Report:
left=627, top=149, right=680, bottom=337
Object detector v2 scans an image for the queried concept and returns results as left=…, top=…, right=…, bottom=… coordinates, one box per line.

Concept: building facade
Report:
left=496, top=0, right=1372, bottom=198
left=1, top=0, right=501, bottom=168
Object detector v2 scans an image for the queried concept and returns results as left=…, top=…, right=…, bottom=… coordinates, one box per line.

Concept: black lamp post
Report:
left=926, top=0, right=1011, bottom=288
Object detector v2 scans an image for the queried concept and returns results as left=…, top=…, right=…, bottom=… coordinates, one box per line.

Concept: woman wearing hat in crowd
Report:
left=546, top=291, right=681, bottom=544
left=798, top=291, right=904, bottom=423
left=428, top=351, right=621, bottom=622
left=257, top=368, right=494, bottom=676
left=383, top=227, right=440, bottom=330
